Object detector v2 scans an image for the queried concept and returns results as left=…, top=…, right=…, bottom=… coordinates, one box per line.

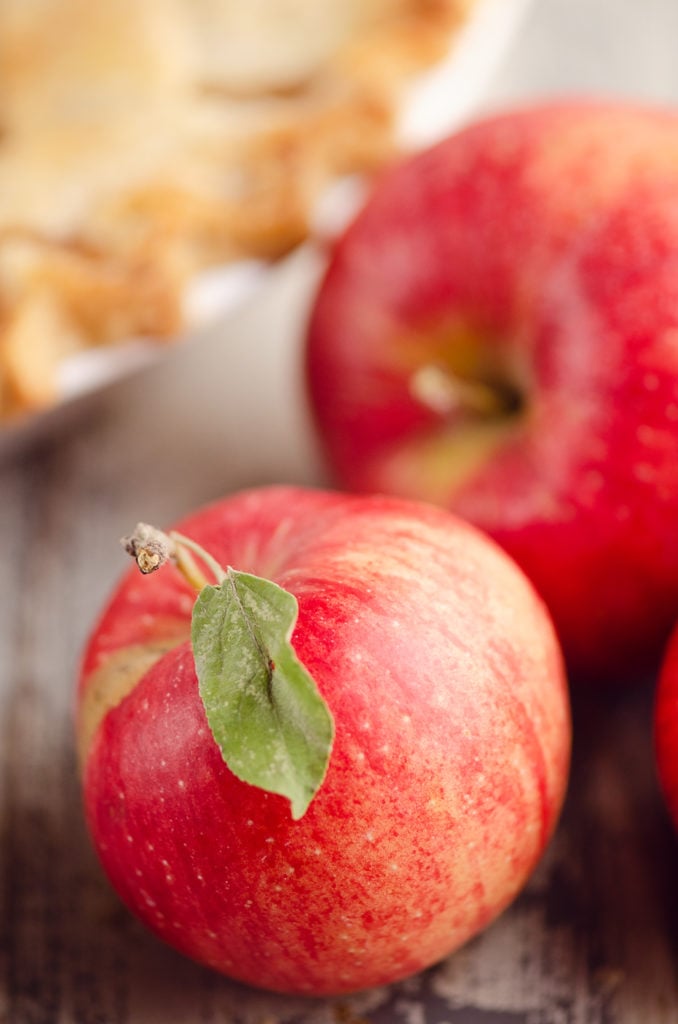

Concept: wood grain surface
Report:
left=3, top=0, right=678, bottom=1020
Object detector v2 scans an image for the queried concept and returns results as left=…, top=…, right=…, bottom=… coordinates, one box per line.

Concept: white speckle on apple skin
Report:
left=636, top=424, right=659, bottom=445
left=634, top=463, right=656, bottom=483
left=582, top=470, right=604, bottom=492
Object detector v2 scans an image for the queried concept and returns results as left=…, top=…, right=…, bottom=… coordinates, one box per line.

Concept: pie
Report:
left=0, top=0, right=476, bottom=420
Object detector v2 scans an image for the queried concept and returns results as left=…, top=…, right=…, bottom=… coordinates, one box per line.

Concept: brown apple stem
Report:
left=121, top=523, right=226, bottom=592
left=410, top=364, right=520, bottom=420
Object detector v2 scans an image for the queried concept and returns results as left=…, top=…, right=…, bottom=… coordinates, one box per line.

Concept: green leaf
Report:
left=191, top=569, right=334, bottom=819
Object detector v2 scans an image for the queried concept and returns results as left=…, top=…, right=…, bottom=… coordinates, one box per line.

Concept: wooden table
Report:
left=3, top=0, right=678, bottom=1019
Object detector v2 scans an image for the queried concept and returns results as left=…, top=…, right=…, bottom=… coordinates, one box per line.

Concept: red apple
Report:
left=306, top=101, right=678, bottom=681
left=655, top=624, right=678, bottom=827
left=77, top=485, right=569, bottom=995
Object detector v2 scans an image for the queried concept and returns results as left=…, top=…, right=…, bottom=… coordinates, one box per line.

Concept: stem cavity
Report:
left=410, top=363, right=524, bottom=422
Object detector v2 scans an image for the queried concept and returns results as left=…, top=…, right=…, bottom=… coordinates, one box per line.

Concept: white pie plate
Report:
left=0, top=0, right=532, bottom=462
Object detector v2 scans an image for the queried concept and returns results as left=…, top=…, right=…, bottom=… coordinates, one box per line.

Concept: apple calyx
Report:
left=121, top=523, right=335, bottom=820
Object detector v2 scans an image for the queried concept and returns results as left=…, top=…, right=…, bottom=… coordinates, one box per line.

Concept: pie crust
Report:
left=0, top=0, right=476, bottom=419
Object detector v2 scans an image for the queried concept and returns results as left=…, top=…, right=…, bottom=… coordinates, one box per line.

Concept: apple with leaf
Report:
left=77, top=486, right=570, bottom=995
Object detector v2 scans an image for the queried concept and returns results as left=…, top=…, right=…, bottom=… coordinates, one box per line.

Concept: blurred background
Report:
left=486, top=0, right=678, bottom=102
left=7, top=0, right=678, bottom=499
left=2, top=1, right=678, bottom=1022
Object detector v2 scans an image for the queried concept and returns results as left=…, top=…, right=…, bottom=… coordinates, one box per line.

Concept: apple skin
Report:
left=77, top=486, right=570, bottom=996
left=654, top=624, right=678, bottom=828
left=306, top=101, right=678, bottom=682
